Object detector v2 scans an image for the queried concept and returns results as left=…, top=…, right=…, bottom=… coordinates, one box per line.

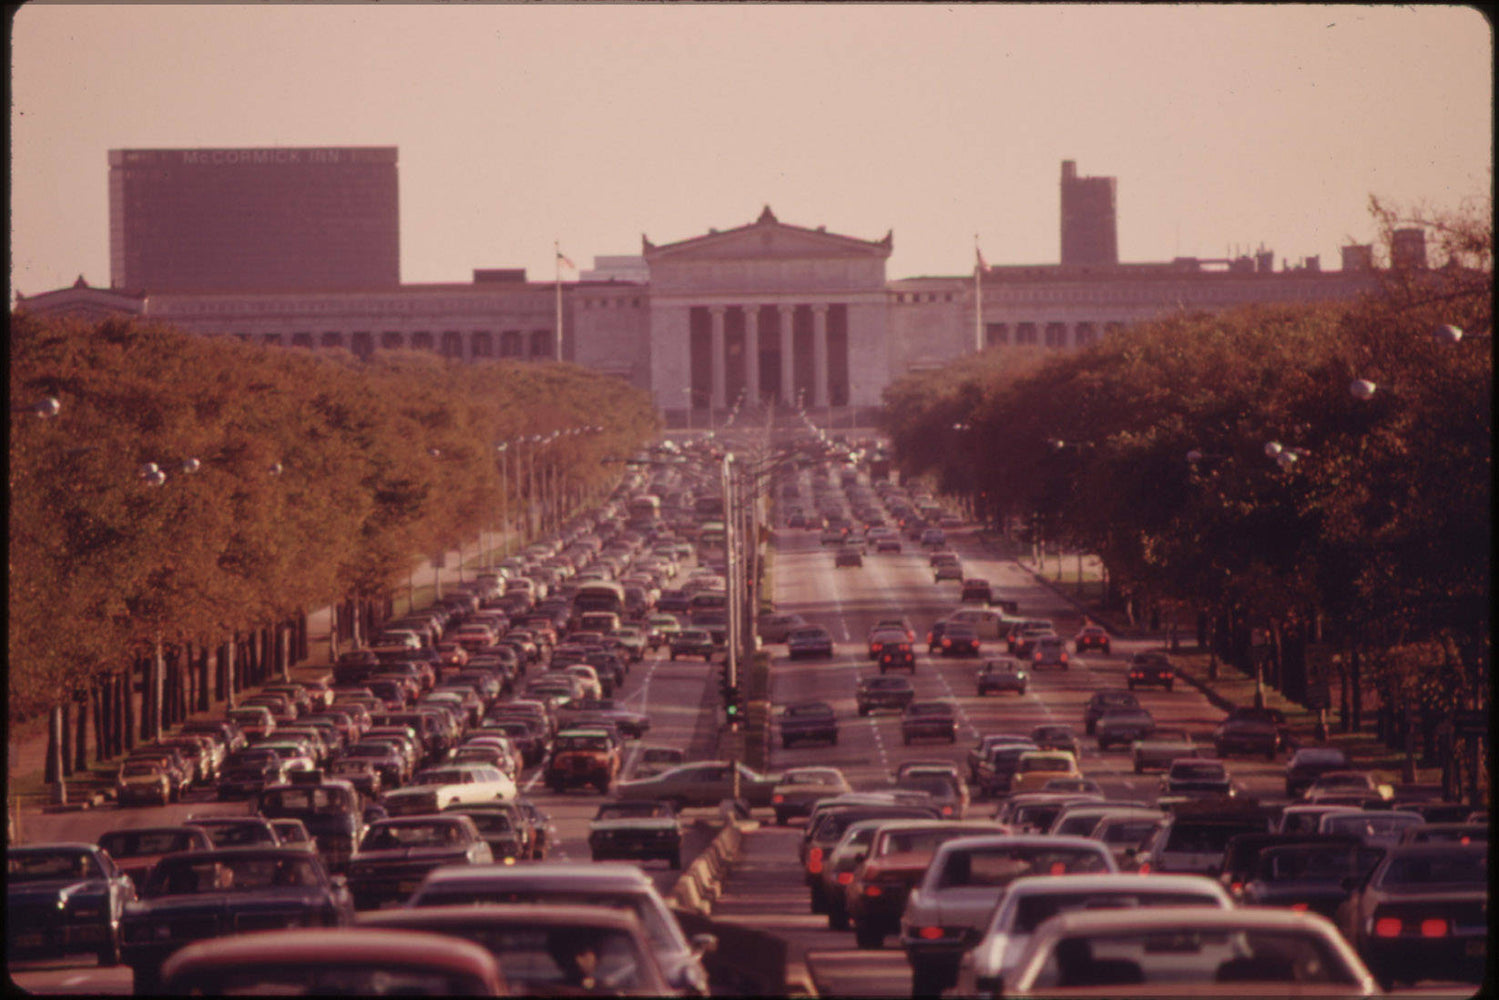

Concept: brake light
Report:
left=808, top=848, right=823, bottom=874
left=1138, top=862, right=1151, bottom=874
left=1060, top=653, right=1068, bottom=663
left=899, top=644, right=910, bottom=652
left=918, top=926, right=945, bottom=940
left=1049, top=861, right=1067, bottom=875
left=1229, top=881, right=1243, bottom=895
left=942, top=639, right=951, bottom=648
left=1374, top=917, right=1403, bottom=937
left=1290, top=902, right=1309, bottom=912
left=864, top=884, right=883, bottom=896
left=837, top=872, right=854, bottom=885
left=772, top=794, right=785, bottom=804
left=941, top=805, right=953, bottom=816
left=1420, top=918, right=1449, bottom=937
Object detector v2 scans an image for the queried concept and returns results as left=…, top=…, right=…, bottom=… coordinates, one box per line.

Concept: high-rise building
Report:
left=108, top=147, right=400, bottom=292
left=1060, top=159, right=1118, bottom=267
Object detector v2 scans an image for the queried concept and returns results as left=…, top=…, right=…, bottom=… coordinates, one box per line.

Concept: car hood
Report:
left=589, top=818, right=679, bottom=833
left=125, top=888, right=326, bottom=918
left=353, top=847, right=473, bottom=865
left=8, top=879, right=110, bottom=905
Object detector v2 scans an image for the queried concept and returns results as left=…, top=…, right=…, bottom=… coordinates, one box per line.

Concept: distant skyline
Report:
left=10, top=4, right=1492, bottom=297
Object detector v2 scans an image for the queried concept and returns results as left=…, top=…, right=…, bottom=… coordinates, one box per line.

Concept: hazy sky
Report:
left=10, top=4, right=1492, bottom=295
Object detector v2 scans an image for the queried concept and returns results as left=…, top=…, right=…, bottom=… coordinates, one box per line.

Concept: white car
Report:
left=958, top=873, right=1234, bottom=996
left=383, top=763, right=516, bottom=815
left=899, top=834, right=1116, bottom=995
left=1003, top=906, right=1378, bottom=995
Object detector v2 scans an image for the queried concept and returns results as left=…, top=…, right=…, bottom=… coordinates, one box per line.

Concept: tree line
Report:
left=880, top=200, right=1491, bottom=798
left=9, top=312, right=660, bottom=781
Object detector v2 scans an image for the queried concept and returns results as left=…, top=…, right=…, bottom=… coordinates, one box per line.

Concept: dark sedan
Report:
left=347, top=815, right=494, bottom=910
left=8, top=843, right=137, bottom=967
left=780, top=700, right=839, bottom=748
left=936, top=622, right=981, bottom=657
left=1337, top=842, right=1488, bottom=990
left=976, top=658, right=1027, bottom=696
left=1083, top=690, right=1140, bottom=735
left=1284, top=746, right=1351, bottom=798
left=1214, top=706, right=1287, bottom=760
left=1095, top=706, right=1156, bottom=750
left=587, top=800, right=683, bottom=869
left=857, top=675, right=916, bottom=716
left=120, top=847, right=355, bottom=991
left=787, top=625, right=836, bottom=659
left=1240, top=838, right=1383, bottom=919
left=902, top=701, right=958, bottom=745
left=668, top=628, right=716, bottom=662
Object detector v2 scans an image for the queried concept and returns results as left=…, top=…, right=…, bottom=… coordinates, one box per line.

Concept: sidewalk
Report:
left=7, top=537, right=489, bottom=825
left=990, top=536, right=1448, bottom=794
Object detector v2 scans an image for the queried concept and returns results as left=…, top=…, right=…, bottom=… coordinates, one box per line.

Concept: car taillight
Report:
left=1420, top=918, right=1449, bottom=937
left=918, top=926, right=947, bottom=940
left=899, top=644, right=910, bottom=652
left=864, top=884, right=883, bottom=896
left=1049, top=861, right=1067, bottom=875
left=837, top=872, right=854, bottom=885
left=772, top=794, right=784, bottom=804
left=1374, top=917, right=1403, bottom=937
left=1229, top=881, right=1243, bottom=894
left=1137, top=862, right=1151, bottom=874
left=941, top=805, right=953, bottom=816
left=1060, top=653, right=1068, bottom=663
left=942, top=639, right=951, bottom=648
left=807, top=848, right=823, bottom=874
left=1289, top=902, right=1309, bottom=912
left=1034, top=653, right=1042, bottom=662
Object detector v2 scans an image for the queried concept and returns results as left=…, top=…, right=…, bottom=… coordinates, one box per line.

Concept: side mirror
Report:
left=690, top=932, right=718, bottom=956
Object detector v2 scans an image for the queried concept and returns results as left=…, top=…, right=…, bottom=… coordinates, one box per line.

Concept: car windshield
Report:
left=1027, top=927, right=1359, bottom=988
left=121, top=763, right=162, bottom=777
left=937, top=846, right=1109, bottom=887
left=400, top=920, right=651, bottom=993
left=1259, top=846, right=1381, bottom=883
left=785, top=769, right=842, bottom=785
left=1322, top=813, right=1422, bottom=839
left=1172, top=763, right=1226, bottom=780
left=183, top=964, right=494, bottom=995
left=8, top=849, right=100, bottom=881
left=361, top=822, right=467, bottom=851
left=1012, top=891, right=1220, bottom=934
left=412, top=888, right=679, bottom=953
left=259, top=787, right=356, bottom=815
left=1022, top=757, right=1072, bottom=773
left=896, top=775, right=957, bottom=796
left=557, top=736, right=610, bottom=752
left=99, top=830, right=200, bottom=857
left=595, top=803, right=670, bottom=820
left=1379, top=850, right=1486, bottom=886
left=1165, top=822, right=1265, bottom=853
left=877, top=826, right=986, bottom=856
left=144, top=854, right=322, bottom=896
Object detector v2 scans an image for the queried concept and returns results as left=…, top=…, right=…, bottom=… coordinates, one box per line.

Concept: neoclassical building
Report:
left=18, top=161, right=1404, bottom=417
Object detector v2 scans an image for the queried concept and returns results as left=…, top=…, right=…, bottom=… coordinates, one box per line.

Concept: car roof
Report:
left=160, top=928, right=505, bottom=984
left=1031, top=904, right=1343, bottom=938
left=420, top=861, right=655, bottom=888
left=1002, top=872, right=1231, bottom=899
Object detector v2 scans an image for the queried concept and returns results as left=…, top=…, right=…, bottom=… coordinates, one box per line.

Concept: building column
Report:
left=812, top=304, right=829, bottom=408
left=709, top=306, right=726, bottom=410
left=779, top=305, right=795, bottom=409
left=746, top=304, right=762, bottom=406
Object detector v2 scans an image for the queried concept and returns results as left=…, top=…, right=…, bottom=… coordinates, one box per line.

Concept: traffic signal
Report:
left=724, top=685, right=741, bottom=726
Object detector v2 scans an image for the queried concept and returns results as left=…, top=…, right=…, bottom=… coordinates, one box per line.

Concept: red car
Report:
left=1073, top=625, right=1112, bottom=655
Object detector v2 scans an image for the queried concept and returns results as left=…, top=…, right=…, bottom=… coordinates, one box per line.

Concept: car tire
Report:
left=909, top=961, right=946, bottom=997
left=97, top=929, right=121, bottom=967
left=809, top=882, right=827, bottom=914
left=880, top=665, right=887, bottom=675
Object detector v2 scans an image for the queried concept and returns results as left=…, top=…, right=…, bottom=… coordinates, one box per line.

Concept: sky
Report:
left=9, top=4, right=1492, bottom=295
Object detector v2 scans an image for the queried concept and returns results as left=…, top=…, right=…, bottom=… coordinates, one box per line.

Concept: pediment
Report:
left=644, top=208, right=892, bottom=263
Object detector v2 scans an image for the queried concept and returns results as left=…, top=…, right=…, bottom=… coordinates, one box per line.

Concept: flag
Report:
left=556, top=250, right=576, bottom=270
left=975, top=239, right=987, bottom=271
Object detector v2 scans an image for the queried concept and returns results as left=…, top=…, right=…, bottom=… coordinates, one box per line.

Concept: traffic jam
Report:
left=7, top=432, right=1489, bottom=997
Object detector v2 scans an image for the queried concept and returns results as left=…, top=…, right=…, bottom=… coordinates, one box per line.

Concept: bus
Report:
left=573, top=580, right=626, bottom=619
left=626, top=494, right=662, bottom=529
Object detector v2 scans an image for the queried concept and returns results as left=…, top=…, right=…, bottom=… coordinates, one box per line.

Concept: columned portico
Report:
left=746, top=305, right=761, bottom=405
left=709, top=306, right=726, bottom=410
left=779, top=305, right=795, bottom=407
left=811, top=305, right=829, bottom=408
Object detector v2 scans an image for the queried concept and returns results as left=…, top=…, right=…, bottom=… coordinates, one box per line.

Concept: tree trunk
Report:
left=1350, top=647, right=1363, bottom=732
left=59, top=701, right=74, bottom=778
left=45, top=705, right=64, bottom=785
left=121, top=669, right=135, bottom=753
left=93, top=680, right=109, bottom=763
left=73, top=689, right=89, bottom=774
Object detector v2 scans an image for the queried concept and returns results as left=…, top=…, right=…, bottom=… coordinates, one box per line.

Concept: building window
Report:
left=350, top=331, right=374, bottom=360
left=471, top=331, right=493, bottom=357
left=410, top=331, right=434, bottom=351
left=440, top=330, right=463, bottom=358
left=985, top=322, right=1010, bottom=347
left=1104, top=321, right=1125, bottom=337
left=262, top=333, right=283, bottom=347
left=501, top=331, right=522, bottom=357
left=290, top=332, right=314, bottom=349
left=381, top=331, right=404, bottom=350
left=323, top=331, right=347, bottom=349
left=529, top=330, right=552, bottom=358
left=1016, top=322, right=1038, bottom=345
left=1045, top=322, right=1068, bottom=348
left=1074, top=322, right=1096, bottom=347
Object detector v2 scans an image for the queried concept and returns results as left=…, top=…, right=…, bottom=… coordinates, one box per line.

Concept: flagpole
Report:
left=974, top=234, right=984, bottom=353
left=554, top=240, right=563, bottom=362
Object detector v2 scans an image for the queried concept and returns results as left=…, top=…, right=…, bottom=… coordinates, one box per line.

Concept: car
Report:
left=557, top=696, right=650, bottom=739
left=937, top=621, right=982, bottom=657
left=443, top=802, right=532, bottom=862
left=1029, top=634, right=1068, bottom=670
left=1003, top=905, right=1377, bottom=996
left=347, top=815, right=493, bottom=910
left=120, top=847, right=356, bottom=990
left=588, top=799, right=683, bottom=868
left=1008, top=622, right=1055, bottom=657
left=7, top=843, right=138, bottom=967
left=668, top=627, right=716, bottom=661
left=403, top=863, right=715, bottom=996
left=1213, top=706, right=1287, bottom=759
left=920, top=527, right=947, bottom=548
left=960, top=578, right=994, bottom=604
left=1090, top=810, right=1171, bottom=868
left=1008, top=750, right=1082, bottom=795
left=1398, top=821, right=1488, bottom=845
left=966, top=733, right=1035, bottom=784
left=159, top=926, right=507, bottom=995
left=876, top=639, right=917, bottom=674
left=857, top=674, right=916, bottom=716
left=756, top=611, right=808, bottom=644
left=545, top=728, right=623, bottom=794
left=872, top=530, right=903, bottom=553
left=866, top=626, right=913, bottom=660
left=1335, top=841, right=1487, bottom=989
left=976, top=658, right=1028, bottom=696
left=1130, top=727, right=1198, bottom=773
left=1161, top=758, right=1235, bottom=797
left=786, top=625, right=836, bottom=659
left=1072, top=625, right=1112, bottom=655
left=802, top=803, right=945, bottom=913
left=1126, top=650, right=1175, bottom=691
left=1304, top=769, right=1391, bottom=803
left=771, top=766, right=854, bottom=826
left=834, top=543, right=865, bottom=567
left=1144, top=802, right=1276, bottom=875
left=185, top=815, right=282, bottom=849
left=97, top=825, right=215, bottom=895
left=902, top=701, right=958, bottom=745
left=946, top=607, right=1010, bottom=639
left=1026, top=724, right=1079, bottom=757
left=1083, top=690, right=1140, bottom=735
left=1095, top=706, right=1156, bottom=750
left=613, top=759, right=783, bottom=810
left=387, top=762, right=517, bottom=814
left=893, top=770, right=971, bottom=819
left=899, top=834, right=1117, bottom=994
left=845, top=820, right=1008, bottom=948
left=626, top=744, right=684, bottom=781
left=817, top=818, right=892, bottom=931
left=1236, top=835, right=1381, bottom=917
left=1048, top=800, right=1162, bottom=839
left=255, top=772, right=367, bottom=873
left=779, top=700, right=839, bottom=748
left=113, top=760, right=175, bottom=807
left=957, top=872, right=1234, bottom=995
left=1318, top=809, right=1426, bottom=848
left=933, top=560, right=964, bottom=583
left=993, top=792, right=1104, bottom=834
left=1039, top=776, right=1103, bottom=795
